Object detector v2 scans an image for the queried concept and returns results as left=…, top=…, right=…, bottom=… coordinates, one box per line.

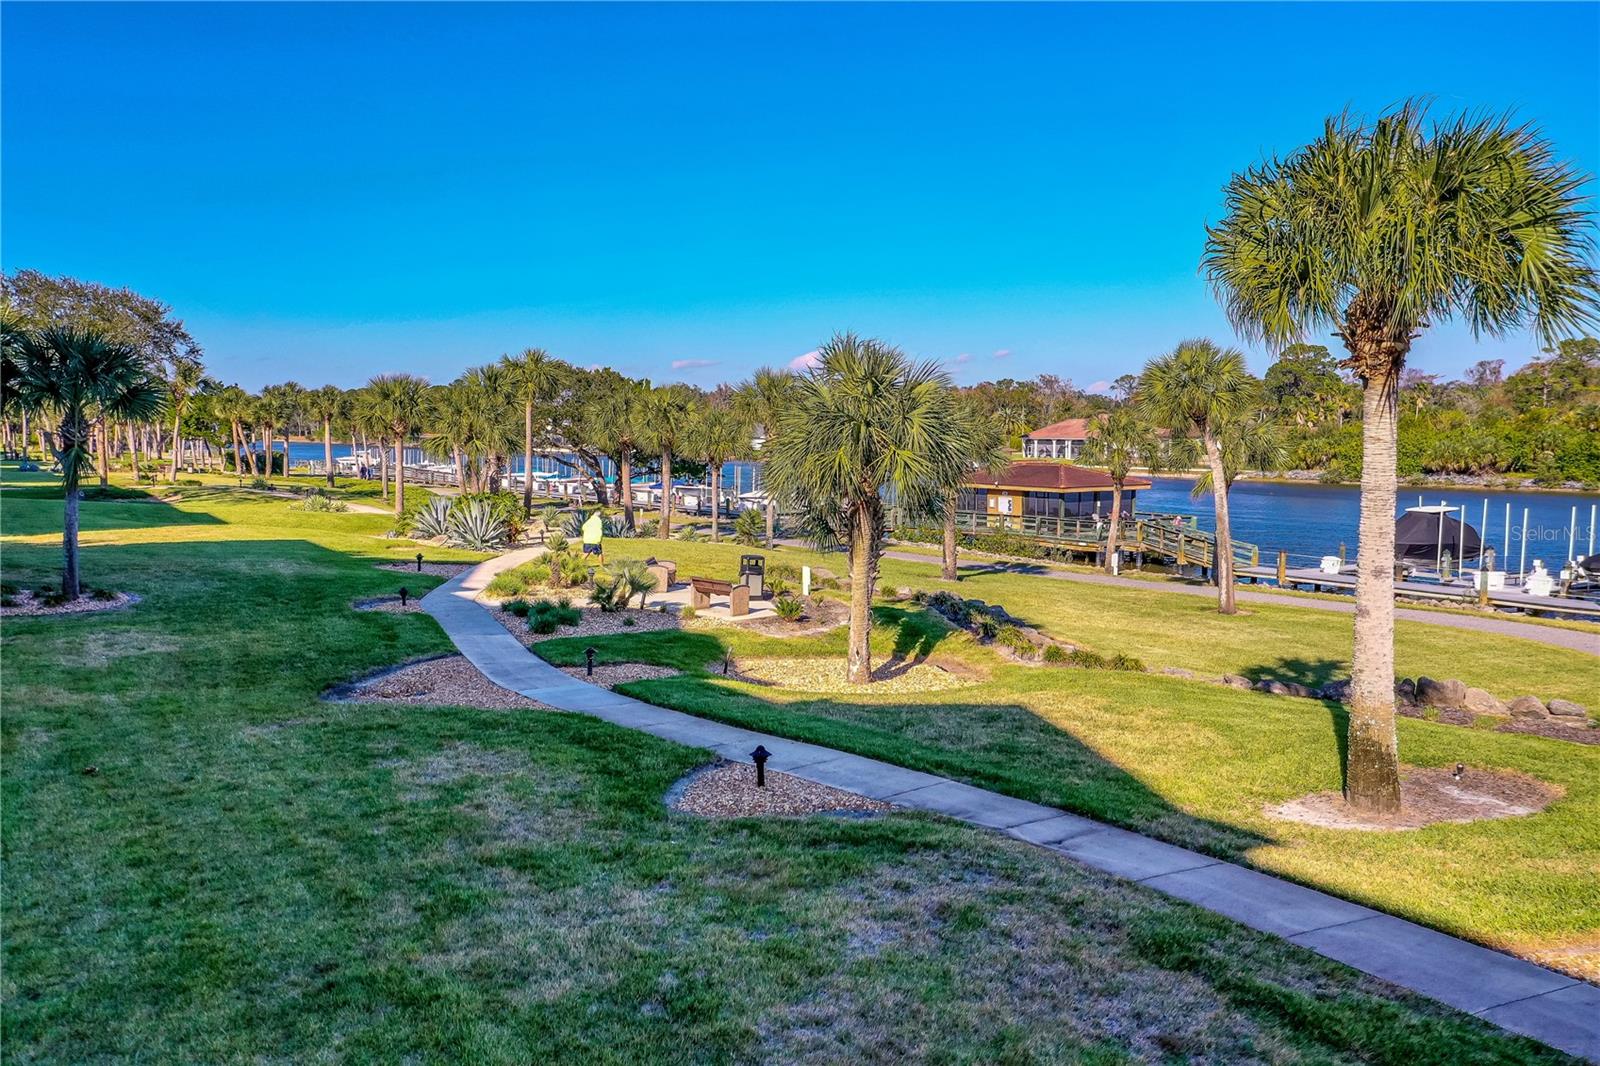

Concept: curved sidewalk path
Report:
left=425, top=549, right=1598, bottom=1061
left=882, top=550, right=1600, bottom=655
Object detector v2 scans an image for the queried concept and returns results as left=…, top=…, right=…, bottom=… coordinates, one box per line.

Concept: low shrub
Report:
left=1041, top=643, right=1069, bottom=664
left=773, top=595, right=805, bottom=622
left=544, top=532, right=569, bottom=554
left=526, top=597, right=582, bottom=634
left=249, top=477, right=272, bottom=490
left=766, top=576, right=790, bottom=598
left=680, top=604, right=697, bottom=621
left=622, top=616, right=635, bottom=627
left=0, top=582, right=17, bottom=596
left=503, top=600, right=532, bottom=618
left=297, top=493, right=348, bottom=513
left=732, top=508, right=764, bottom=545
left=90, top=587, right=117, bottom=601
left=994, top=624, right=1037, bottom=658
left=590, top=560, right=654, bottom=612
left=1109, top=652, right=1146, bottom=672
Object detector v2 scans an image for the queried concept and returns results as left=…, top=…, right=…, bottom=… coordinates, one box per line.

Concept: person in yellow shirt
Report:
left=581, top=509, right=605, bottom=563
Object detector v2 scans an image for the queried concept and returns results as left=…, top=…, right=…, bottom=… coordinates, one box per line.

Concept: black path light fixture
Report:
left=415, top=552, right=424, bottom=572
left=585, top=646, right=598, bottom=676
left=399, top=586, right=409, bottom=607
left=750, top=745, right=771, bottom=787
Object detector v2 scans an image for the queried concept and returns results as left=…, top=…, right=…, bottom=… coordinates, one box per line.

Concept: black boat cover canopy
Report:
left=1394, top=506, right=1482, bottom=562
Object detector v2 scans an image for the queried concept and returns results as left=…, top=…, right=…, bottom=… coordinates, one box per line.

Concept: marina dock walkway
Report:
left=426, top=548, right=1599, bottom=1061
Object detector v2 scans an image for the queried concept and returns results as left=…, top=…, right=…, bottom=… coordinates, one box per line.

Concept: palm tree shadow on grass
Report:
left=1247, top=656, right=1351, bottom=792
left=627, top=674, right=1276, bottom=857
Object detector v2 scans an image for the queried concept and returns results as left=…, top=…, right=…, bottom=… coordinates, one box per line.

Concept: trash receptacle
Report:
left=739, top=554, right=766, bottom=599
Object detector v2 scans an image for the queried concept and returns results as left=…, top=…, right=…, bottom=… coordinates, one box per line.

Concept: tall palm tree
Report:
left=765, top=333, right=971, bottom=684
left=1138, top=340, right=1257, bottom=613
left=501, top=347, right=566, bottom=515
left=349, top=387, right=390, bottom=499
left=212, top=386, right=252, bottom=476
left=1202, top=102, right=1599, bottom=813
left=688, top=404, right=748, bottom=542
left=165, top=356, right=208, bottom=482
left=304, top=385, right=347, bottom=488
left=366, top=373, right=431, bottom=516
left=9, top=328, right=166, bottom=597
left=941, top=398, right=1007, bottom=580
left=583, top=376, right=646, bottom=529
left=1079, top=407, right=1165, bottom=573
left=637, top=384, right=693, bottom=538
left=734, top=367, right=795, bottom=546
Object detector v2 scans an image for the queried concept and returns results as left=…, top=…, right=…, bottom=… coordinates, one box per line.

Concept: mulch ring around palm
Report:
left=667, top=760, right=896, bottom=819
left=0, top=590, right=141, bottom=618
left=1265, top=766, right=1563, bottom=831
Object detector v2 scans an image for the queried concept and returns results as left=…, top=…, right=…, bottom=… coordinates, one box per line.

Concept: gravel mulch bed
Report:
left=743, top=595, right=848, bottom=637
left=557, top=663, right=681, bottom=689
left=375, top=561, right=475, bottom=577
left=352, top=595, right=424, bottom=613
left=668, top=761, right=895, bottom=818
left=332, top=655, right=551, bottom=711
left=1265, top=766, right=1562, bottom=831
left=731, top=655, right=974, bottom=695
left=1495, top=718, right=1600, bottom=745
left=486, top=601, right=681, bottom=647
left=0, top=590, right=141, bottom=618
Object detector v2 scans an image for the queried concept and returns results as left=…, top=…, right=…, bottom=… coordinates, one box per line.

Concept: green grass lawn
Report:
left=7, top=467, right=1581, bottom=1062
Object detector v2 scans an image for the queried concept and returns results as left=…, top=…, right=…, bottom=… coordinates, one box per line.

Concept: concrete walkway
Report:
left=424, top=550, right=1599, bottom=1061
left=882, top=549, right=1600, bottom=656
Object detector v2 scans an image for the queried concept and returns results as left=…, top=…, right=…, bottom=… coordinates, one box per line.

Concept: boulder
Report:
left=1416, top=677, right=1467, bottom=710
left=1221, top=674, right=1253, bottom=690
left=1507, top=696, right=1548, bottom=720
left=1462, top=687, right=1507, bottom=717
left=1281, top=682, right=1313, bottom=699
left=1256, top=679, right=1294, bottom=696
left=1548, top=699, right=1589, bottom=719
left=1159, top=666, right=1196, bottom=679
left=1395, top=678, right=1417, bottom=702
left=1318, top=680, right=1352, bottom=701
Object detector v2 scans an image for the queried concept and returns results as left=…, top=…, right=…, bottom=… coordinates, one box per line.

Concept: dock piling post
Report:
left=1276, top=550, right=1287, bottom=587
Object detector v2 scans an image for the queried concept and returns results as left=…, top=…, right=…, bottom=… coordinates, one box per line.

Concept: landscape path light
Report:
left=750, top=745, right=771, bottom=787
left=585, top=646, right=597, bottom=676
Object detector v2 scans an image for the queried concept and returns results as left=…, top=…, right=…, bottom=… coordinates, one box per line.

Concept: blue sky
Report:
left=4, top=2, right=1597, bottom=391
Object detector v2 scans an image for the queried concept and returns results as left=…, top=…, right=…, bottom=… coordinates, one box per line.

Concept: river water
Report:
left=276, top=442, right=1598, bottom=568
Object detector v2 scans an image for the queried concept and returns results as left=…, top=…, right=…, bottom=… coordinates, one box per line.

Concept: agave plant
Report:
left=446, top=498, right=509, bottom=551
left=410, top=496, right=454, bottom=540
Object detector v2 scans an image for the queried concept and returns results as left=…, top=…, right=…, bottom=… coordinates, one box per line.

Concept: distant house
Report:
left=1022, top=417, right=1097, bottom=460
left=960, top=461, right=1150, bottom=520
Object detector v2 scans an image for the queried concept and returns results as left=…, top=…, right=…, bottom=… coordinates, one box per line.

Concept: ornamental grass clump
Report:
left=773, top=595, right=805, bottom=622
left=526, top=597, right=582, bottom=635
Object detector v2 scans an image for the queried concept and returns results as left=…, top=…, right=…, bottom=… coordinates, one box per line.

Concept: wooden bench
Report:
left=689, top=576, right=749, bottom=616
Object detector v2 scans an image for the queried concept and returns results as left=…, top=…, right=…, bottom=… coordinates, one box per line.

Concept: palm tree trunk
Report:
left=63, top=483, right=82, bottom=599
left=19, top=411, right=28, bottom=461
left=127, top=423, right=142, bottom=481
left=378, top=439, right=389, bottom=501
left=846, top=509, right=876, bottom=683
left=97, top=421, right=110, bottom=487
left=169, top=409, right=183, bottom=483
left=1204, top=426, right=1237, bottom=613
left=658, top=450, right=672, bottom=538
left=1104, top=482, right=1123, bottom=574
left=710, top=461, right=722, bottom=541
left=620, top=451, right=635, bottom=529
left=765, top=499, right=776, bottom=548
left=262, top=426, right=273, bottom=478
left=523, top=401, right=535, bottom=516
left=323, top=418, right=335, bottom=488
left=942, top=491, right=959, bottom=580
left=453, top=446, right=465, bottom=489
left=1346, top=367, right=1403, bottom=813
left=393, top=437, right=405, bottom=516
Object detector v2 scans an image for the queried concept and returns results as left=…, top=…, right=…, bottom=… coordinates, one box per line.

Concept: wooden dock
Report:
left=1240, top=564, right=1600, bottom=621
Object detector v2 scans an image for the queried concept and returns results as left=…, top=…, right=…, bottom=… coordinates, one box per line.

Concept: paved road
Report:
left=424, top=549, right=1599, bottom=1061
left=882, top=550, right=1600, bottom=656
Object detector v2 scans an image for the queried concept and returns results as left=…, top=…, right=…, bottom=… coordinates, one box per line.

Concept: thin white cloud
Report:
left=1087, top=380, right=1112, bottom=395
left=993, top=348, right=1012, bottom=360
left=671, top=358, right=718, bottom=370
left=952, top=352, right=972, bottom=365
left=788, top=349, right=822, bottom=371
